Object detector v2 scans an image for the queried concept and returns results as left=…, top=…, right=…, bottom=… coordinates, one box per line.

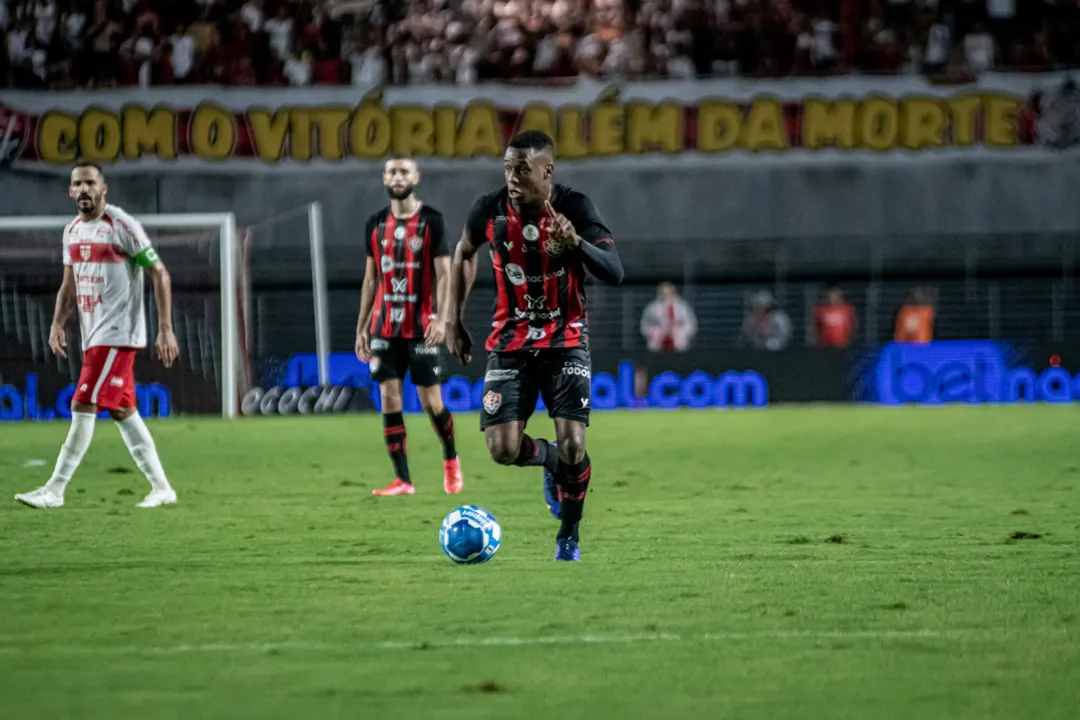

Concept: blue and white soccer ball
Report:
left=439, top=505, right=502, bottom=565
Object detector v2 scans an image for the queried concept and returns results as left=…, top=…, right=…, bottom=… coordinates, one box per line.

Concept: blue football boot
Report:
left=554, top=537, right=580, bottom=562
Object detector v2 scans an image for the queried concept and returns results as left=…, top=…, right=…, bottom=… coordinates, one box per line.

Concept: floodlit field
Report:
left=2, top=406, right=1078, bottom=719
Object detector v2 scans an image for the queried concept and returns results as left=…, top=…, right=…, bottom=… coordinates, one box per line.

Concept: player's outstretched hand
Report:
left=48, top=324, right=67, bottom=359
left=425, top=318, right=447, bottom=347
left=156, top=328, right=179, bottom=368
left=355, top=331, right=372, bottom=362
left=544, top=201, right=580, bottom=247
left=446, top=321, right=472, bottom=366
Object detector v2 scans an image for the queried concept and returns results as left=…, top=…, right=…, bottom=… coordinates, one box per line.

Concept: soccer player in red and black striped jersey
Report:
left=355, top=157, right=462, bottom=497
left=445, top=131, right=624, bottom=562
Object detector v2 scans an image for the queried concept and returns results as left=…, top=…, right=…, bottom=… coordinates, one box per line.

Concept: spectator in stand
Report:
left=169, top=24, right=196, bottom=84
left=640, top=282, right=697, bottom=353
left=742, top=290, right=792, bottom=352
left=894, top=287, right=935, bottom=344
left=813, top=285, right=857, bottom=349
left=963, top=22, right=995, bottom=74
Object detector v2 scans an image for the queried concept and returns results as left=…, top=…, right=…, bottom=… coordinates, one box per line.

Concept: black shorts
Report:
left=480, top=348, right=591, bottom=430
left=369, top=338, right=444, bottom=387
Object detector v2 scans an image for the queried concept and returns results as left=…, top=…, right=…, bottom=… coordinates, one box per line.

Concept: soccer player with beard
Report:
left=445, top=131, right=624, bottom=561
left=15, top=161, right=180, bottom=509
left=355, top=156, right=462, bottom=496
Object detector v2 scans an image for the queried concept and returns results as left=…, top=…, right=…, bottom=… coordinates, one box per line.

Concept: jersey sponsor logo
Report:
left=505, top=263, right=525, bottom=286
left=408, top=236, right=423, bottom=252
left=526, top=267, right=566, bottom=283
left=524, top=294, right=547, bottom=310
left=527, top=327, right=547, bottom=341
left=484, top=368, right=519, bottom=382
left=390, top=308, right=405, bottom=323
left=370, top=338, right=389, bottom=350
left=505, top=241, right=514, bottom=252
left=482, top=390, right=502, bottom=414
left=514, top=307, right=561, bottom=321
left=385, top=294, right=418, bottom=303
left=381, top=255, right=394, bottom=274
left=76, top=275, right=104, bottom=283
left=76, top=294, right=103, bottom=312
left=394, top=226, right=406, bottom=240
left=391, top=277, right=409, bottom=294
left=523, top=224, right=539, bottom=241
left=562, top=362, right=591, bottom=378
left=543, top=238, right=565, bottom=256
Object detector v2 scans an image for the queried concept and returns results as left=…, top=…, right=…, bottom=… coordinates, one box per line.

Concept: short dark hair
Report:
left=73, top=160, right=104, bottom=178
left=508, top=130, right=555, bottom=156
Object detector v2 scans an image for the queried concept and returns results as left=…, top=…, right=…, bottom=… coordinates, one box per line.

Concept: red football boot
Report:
left=443, top=458, right=463, bottom=494
left=372, top=479, right=416, bottom=496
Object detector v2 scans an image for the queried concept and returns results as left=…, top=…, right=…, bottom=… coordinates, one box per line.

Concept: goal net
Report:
left=0, top=204, right=328, bottom=419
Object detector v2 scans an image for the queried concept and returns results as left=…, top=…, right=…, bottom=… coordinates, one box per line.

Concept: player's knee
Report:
left=418, top=391, right=444, bottom=416
left=486, top=436, right=519, bottom=465
left=72, top=401, right=97, bottom=414
left=110, top=407, right=135, bottom=422
left=557, top=436, right=586, bottom=464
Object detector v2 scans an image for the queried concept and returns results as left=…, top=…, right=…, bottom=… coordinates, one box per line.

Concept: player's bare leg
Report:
left=418, top=385, right=462, bottom=494
left=109, top=405, right=176, bottom=508
left=552, top=418, right=589, bottom=562
left=372, top=380, right=414, bottom=495
left=484, top=421, right=561, bottom=515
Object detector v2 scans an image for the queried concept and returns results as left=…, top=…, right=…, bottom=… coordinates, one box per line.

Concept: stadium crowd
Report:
left=1, top=1, right=1078, bottom=89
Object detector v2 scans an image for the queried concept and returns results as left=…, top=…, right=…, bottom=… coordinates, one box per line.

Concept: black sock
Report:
left=383, top=412, right=410, bottom=483
left=429, top=409, right=457, bottom=461
left=555, top=454, right=590, bottom=541
left=513, top=435, right=558, bottom=473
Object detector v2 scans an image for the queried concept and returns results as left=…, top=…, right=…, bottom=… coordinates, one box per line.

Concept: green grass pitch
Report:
left=1, top=406, right=1078, bottom=719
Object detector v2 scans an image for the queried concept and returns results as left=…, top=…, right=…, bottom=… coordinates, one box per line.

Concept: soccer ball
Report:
left=439, top=505, right=502, bottom=565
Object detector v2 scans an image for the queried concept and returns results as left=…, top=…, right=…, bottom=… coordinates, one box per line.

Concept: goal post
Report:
left=0, top=206, right=330, bottom=420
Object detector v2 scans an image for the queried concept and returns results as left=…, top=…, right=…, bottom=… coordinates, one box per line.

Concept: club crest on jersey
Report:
left=543, top=238, right=564, bottom=256
left=381, top=255, right=394, bottom=274
left=483, top=391, right=502, bottom=414
left=408, top=236, right=423, bottom=252
left=394, top=226, right=406, bottom=241
left=523, top=224, right=539, bottom=241
left=79, top=244, right=91, bottom=261
left=505, top=263, right=525, bottom=286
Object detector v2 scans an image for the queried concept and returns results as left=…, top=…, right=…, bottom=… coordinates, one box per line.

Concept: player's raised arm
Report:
left=49, top=266, right=76, bottom=359
left=546, top=196, right=624, bottom=285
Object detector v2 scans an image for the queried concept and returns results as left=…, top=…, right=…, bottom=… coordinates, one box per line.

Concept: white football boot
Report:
left=14, top=487, right=65, bottom=508
left=136, top=488, right=177, bottom=508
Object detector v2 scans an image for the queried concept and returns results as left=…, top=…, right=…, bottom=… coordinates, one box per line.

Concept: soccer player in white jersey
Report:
left=14, top=161, right=181, bottom=509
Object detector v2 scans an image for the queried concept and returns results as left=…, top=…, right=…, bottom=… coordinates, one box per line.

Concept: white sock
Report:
left=116, top=412, right=172, bottom=493
left=44, top=412, right=97, bottom=497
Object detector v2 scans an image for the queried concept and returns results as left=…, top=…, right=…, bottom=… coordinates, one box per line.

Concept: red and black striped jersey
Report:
left=465, top=185, right=615, bottom=353
left=365, top=204, right=450, bottom=339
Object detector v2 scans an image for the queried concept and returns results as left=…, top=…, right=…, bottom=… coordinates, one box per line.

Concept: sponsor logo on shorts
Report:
left=484, top=368, right=519, bottom=382
left=523, top=224, right=539, bottom=241
left=562, top=362, right=591, bottom=378
left=581, top=398, right=590, bottom=408
left=109, top=376, right=124, bottom=387
left=483, top=391, right=502, bottom=414
left=370, top=339, right=389, bottom=350
left=370, top=357, right=381, bottom=372
left=505, top=263, right=525, bottom=286
left=80, top=384, right=88, bottom=392
left=413, top=345, right=440, bottom=356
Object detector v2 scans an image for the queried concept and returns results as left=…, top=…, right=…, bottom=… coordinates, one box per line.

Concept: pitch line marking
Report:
left=0, top=627, right=1067, bottom=657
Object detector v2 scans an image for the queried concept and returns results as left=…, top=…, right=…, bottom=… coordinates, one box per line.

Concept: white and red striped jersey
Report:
left=62, top=204, right=156, bottom=351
